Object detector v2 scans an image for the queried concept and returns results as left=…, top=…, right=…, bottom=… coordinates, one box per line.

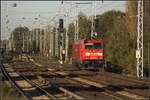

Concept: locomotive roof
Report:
left=74, top=40, right=83, bottom=44
left=74, top=40, right=103, bottom=44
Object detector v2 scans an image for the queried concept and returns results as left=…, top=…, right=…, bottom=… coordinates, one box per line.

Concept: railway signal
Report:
left=59, top=18, right=64, bottom=47
left=59, top=33, right=63, bottom=46
left=59, top=19, right=64, bottom=31
left=59, top=18, right=64, bottom=64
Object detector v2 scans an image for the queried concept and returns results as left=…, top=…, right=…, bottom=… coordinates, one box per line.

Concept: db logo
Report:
left=91, top=53, right=96, bottom=55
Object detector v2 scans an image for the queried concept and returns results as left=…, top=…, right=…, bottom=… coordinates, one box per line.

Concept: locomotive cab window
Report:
left=85, top=43, right=102, bottom=49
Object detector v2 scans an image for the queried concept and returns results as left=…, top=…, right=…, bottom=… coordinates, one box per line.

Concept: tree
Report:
left=94, top=10, right=137, bottom=75
left=78, top=12, right=91, bottom=39
left=11, top=26, right=30, bottom=53
left=126, top=0, right=150, bottom=75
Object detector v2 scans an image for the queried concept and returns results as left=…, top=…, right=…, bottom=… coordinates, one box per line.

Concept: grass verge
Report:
left=0, top=81, right=23, bottom=99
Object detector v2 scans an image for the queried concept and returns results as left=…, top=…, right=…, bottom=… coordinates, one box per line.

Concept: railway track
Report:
left=2, top=63, right=85, bottom=99
left=66, top=70, right=148, bottom=96
left=0, top=62, right=28, bottom=99
left=1, top=63, right=55, bottom=99
left=2, top=54, right=148, bottom=99
left=19, top=72, right=84, bottom=99
left=99, top=71, right=148, bottom=84
left=36, top=74, right=125, bottom=99
left=13, top=62, right=120, bottom=99
left=28, top=55, right=148, bottom=99
left=50, top=70, right=147, bottom=99
left=8, top=55, right=127, bottom=99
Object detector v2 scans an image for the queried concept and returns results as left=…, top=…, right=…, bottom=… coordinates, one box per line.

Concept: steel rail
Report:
left=17, top=72, right=58, bottom=99
left=0, top=63, right=29, bottom=99
left=45, top=70, right=123, bottom=99
left=27, top=56, right=122, bottom=99
left=27, top=55, right=147, bottom=99
left=1, top=62, right=57, bottom=99
left=54, top=71, right=147, bottom=99
left=36, top=75, right=84, bottom=99
left=96, top=72, right=148, bottom=98
left=101, top=71, right=148, bottom=84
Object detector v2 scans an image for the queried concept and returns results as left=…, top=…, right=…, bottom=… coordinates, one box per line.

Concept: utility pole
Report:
left=37, top=28, right=39, bottom=53
left=74, top=3, right=79, bottom=41
left=23, top=31, right=25, bottom=53
left=74, top=19, right=76, bottom=41
left=40, top=28, right=42, bottom=55
left=65, top=6, right=69, bottom=62
left=43, top=28, right=45, bottom=56
left=12, top=3, right=16, bottom=52
left=136, top=0, right=144, bottom=78
left=76, top=4, right=79, bottom=40
left=29, top=30, right=32, bottom=53
left=26, top=32, right=30, bottom=52
left=10, top=32, right=13, bottom=51
left=55, top=21, right=59, bottom=57
left=52, top=27, right=55, bottom=57
left=48, top=26, right=53, bottom=57
left=43, top=29, right=45, bottom=56
left=51, top=27, right=54, bottom=57
left=91, top=0, right=96, bottom=40
left=31, top=28, right=33, bottom=53
left=74, top=4, right=78, bottom=41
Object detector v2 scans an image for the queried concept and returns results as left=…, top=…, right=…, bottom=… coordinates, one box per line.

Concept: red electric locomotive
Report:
left=72, top=39, right=105, bottom=69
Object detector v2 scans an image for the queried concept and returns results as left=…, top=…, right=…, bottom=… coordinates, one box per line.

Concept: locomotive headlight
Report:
left=85, top=52, right=90, bottom=56
left=97, top=53, right=103, bottom=56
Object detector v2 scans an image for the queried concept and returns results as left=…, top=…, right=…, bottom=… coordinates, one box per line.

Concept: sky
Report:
left=1, top=1, right=126, bottom=40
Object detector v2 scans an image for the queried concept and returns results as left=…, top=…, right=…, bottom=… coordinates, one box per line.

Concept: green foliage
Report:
left=125, top=0, right=150, bottom=70
left=99, top=10, right=135, bottom=74
left=67, top=12, right=91, bottom=58
left=78, top=12, right=91, bottom=39
left=143, top=1, right=150, bottom=68
left=125, top=1, right=137, bottom=38
left=0, top=82, right=19, bottom=98
left=0, top=82, right=10, bottom=95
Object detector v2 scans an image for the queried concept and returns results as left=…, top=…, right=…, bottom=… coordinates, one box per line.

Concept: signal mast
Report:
left=91, top=0, right=97, bottom=40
